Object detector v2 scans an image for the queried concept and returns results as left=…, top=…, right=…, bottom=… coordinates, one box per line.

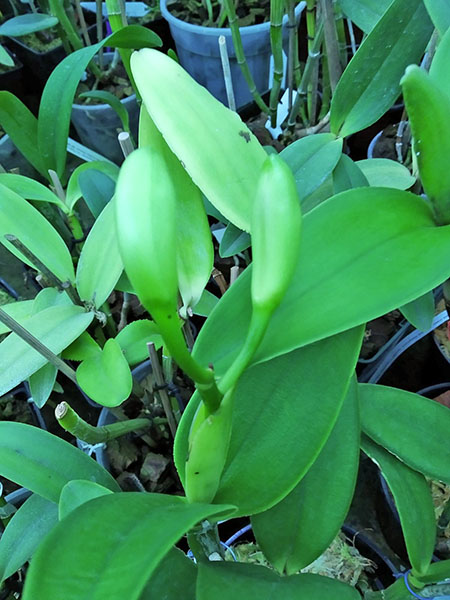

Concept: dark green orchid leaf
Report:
left=22, top=493, right=234, bottom=600
left=79, top=90, right=130, bottom=133
left=175, top=327, right=363, bottom=517
left=280, top=133, right=343, bottom=204
left=28, top=362, right=57, bottom=409
left=61, top=332, right=101, bottom=361
left=337, top=0, right=393, bottom=33
left=139, top=548, right=196, bottom=600
left=331, top=0, right=433, bottom=137
left=193, top=289, right=219, bottom=317
left=66, top=161, right=119, bottom=214
left=399, top=290, right=435, bottom=332
left=362, top=435, right=435, bottom=576
left=0, top=494, right=58, bottom=582
left=197, top=562, right=360, bottom=600
left=429, top=26, right=450, bottom=100
left=59, top=480, right=113, bottom=520
left=0, top=422, right=119, bottom=502
left=423, top=0, right=450, bottom=35
left=360, top=383, right=450, bottom=484
left=0, top=174, right=66, bottom=211
left=332, top=155, right=368, bottom=195
left=252, top=377, right=360, bottom=573
left=193, top=188, right=450, bottom=376
left=219, top=223, right=251, bottom=258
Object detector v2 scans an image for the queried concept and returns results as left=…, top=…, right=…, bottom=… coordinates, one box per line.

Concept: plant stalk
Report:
left=269, top=0, right=284, bottom=126
left=319, top=0, right=342, bottom=93
left=147, top=342, right=177, bottom=437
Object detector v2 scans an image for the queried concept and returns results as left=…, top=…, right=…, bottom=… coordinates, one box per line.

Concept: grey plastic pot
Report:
left=70, top=53, right=138, bottom=164
left=160, top=0, right=306, bottom=109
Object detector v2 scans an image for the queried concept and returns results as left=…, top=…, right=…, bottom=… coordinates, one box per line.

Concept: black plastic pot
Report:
left=0, top=48, right=24, bottom=97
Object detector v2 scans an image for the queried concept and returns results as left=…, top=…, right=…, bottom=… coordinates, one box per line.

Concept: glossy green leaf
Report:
left=0, top=422, right=119, bottom=502
left=362, top=436, right=435, bottom=576
left=139, top=548, right=196, bottom=600
left=332, top=155, right=368, bottom=195
left=0, top=494, right=58, bottom=582
left=0, top=183, right=75, bottom=283
left=131, top=48, right=268, bottom=232
left=399, top=290, right=435, bottom=332
left=193, top=289, right=219, bottom=317
left=429, top=26, right=450, bottom=100
left=76, top=201, right=123, bottom=308
left=61, top=331, right=101, bottom=361
left=66, top=161, right=119, bottom=213
left=337, top=0, right=393, bottom=33
left=252, top=378, right=360, bottom=573
left=31, top=288, right=71, bottom=313
left=401, top=65, right=450, bottom=225
left=0, top=45, right=14, bottom=67
left=28, top=362, right=57, bottom=408
left=115, top=320, right=162, bottom=366
left=423, top=0, right=450, bottom=35
left=356, top=159, right=415, bottom=190
left=23, top=493, right=234, bottom=600
left=417, top=558, right=450, bottom=585
left=59, top=480, right=113, bottom=520
left=38, top=25, right=162, bottom=177
left=219, top=222, right=251, bottom=258
left=79, top=90, right=130, bottom=133
left=193, top=188, right=450, bottom=375
left=0, top=13, right=58, bottom=36
left=280, top=133, right=343, bottom=203
left=330, top=0, right=433, bottom=137
left=175, top=327, right=363, bottom=516
left=76, top=338, right=132, bottom=407
left=0, top=92, right=45, bottom=175
left=0, top=174, right=66, bottom=210
left=359, top=383, right=450, bottom=484
left=79, top=170, right=117, bottom=218
left=0, top=299, right=33, bottom=335
left=0, top=305, right=93, bottom=396
left=197, top=562, right=360, bottom=600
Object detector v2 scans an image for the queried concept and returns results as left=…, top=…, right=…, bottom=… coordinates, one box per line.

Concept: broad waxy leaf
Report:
left=252, top=378, right=360, bottom=573
left=0, top=305, right=93, bottom=396
left=0, top=299, right=33, bottom=335
left=362, top=435, right=435, bottom=576
left=359, top=384, right=450, bottom=484
left=356, top=159, right=415, bottom=190
left=193, top=188, right=450, bottom=375
left=219, top=222, right=251, bottom=258
left=0, top=183, right=75, bottom=283
left=76, top=338, right=132, bottom=407
left=423, top=0, right=450, bottom=36
left=23, top=493, right=235, bottom=600
left=401, top=65, right=450, bottom=225
left=28, top=362, right=57, bottom=409
left=0, top=174, right=66, bottom=211
left=331, top=0, right=433, bottom=137
left=399, top=290, right=435, bottom=332
left=175, top=327, right=363, bottom=516
left=0, top=13, right=58, bottom=36
left=140, top=548, right=196, bottom=600
left=280, top=133, right=343, bottom=202
left=332, top=155, right=368, bottom=196
left=197, top=562, right=360, bottom=600
left=0, top=91, right=45, bottom=175
left=59, top=480, right=113, bottom=520
left=0, top=494, right=58, bottom=582
left=76, top=201, right=123, bottom=308
left=131, top=48, right=268, bottom=232
left=337, top=0, right=393, bottom=33
left=115, top=320, right=162, bottom=366
left=0, top=422, right=119, bottom=502
left=38, top=26, right=162, bottom=177
left=66, top=161, right=119, bottom=213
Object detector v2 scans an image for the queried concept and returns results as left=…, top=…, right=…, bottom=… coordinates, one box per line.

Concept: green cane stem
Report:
left=269, top=0, right=284, bottom=127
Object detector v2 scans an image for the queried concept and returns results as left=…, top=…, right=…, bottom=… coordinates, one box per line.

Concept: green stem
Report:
left=269, top=0, right=284, bottom=127
left=222, top=0, right=270, bottom=114
left=48, top=0, right=84, bottom=51
left=286, top=0, right=301, bottom=88
left=319, top=0, right=342, bottom=93
left=105, top=0, right=138, bottom=95
left=187, top=520, right=224, bottom=561
left=55, top=401, right=151, bottom=444
left=305, top=0, right=316, bottom=123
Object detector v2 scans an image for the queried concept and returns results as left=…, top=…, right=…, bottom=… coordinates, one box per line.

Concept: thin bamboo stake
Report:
left=218, top=35, right=236, bottom=111
left=319, top=0, right=342, bottom=93
left=74, top=0, right=91, bottom=46
left=147, top=342, right=177, bottom=438
left=118, top=132, right=134, bottom=158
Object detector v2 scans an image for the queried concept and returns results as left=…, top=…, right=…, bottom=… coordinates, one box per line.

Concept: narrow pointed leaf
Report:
left=337, top=0, right=392, bottom=34
left=429, top=26, right=450, bottom=100
left=401, top=64, right=450, bottom=224
left=23, top=493, right=234, bottom=600
left=193, top=289, right=219, bottom=317
left=115, top=320, right=162, bottom=366
left=76, top=201, right=123, bottom=308
left=330, top=0, right=433, bottom=137
left=193, top=188, right=450, bottom=375
left=0, top=183, right=75, bottom=283
left=0, top=300, right=33, bottom=335
left=79, top=90, right=130, bottom=133
left=0, top=174, right=66, bottom=210
left=219, top=222, right=251, bottom=258
left=140, top=548, right=196, bottom=600
left=360, top=383, right=450, bottom=484
left=0, top=13, right=58, bottom=36
left=59, top=480, right=113, bottom=520
left=399, top=290, right=435, bottom=332
left=332, top=155, right=368, bottom=195
left=362, top=435, right=435, bottom=576
left=0, top=494, right=58, bottom=582
left=0, top=422, right=120, bottom=502
left=175, top=327, right=363, bottom=516
left=356, top=159, right=415, bottom=190
left=280, top=133, right=343, bottom=203
left=131, top=48, right=268, bottom=232
left=252, top=378, right=360, bottom=573
left=0, top=305, right=93, bottom=396
left=76, top=338, right=132, bottom=407
left=197, top=562, right=360, bottom=600
left=66, top=161, right=119, bottom=213
left=28, top=362, right=57, bottom=408
left=0, top=45, right=13, bottom=67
